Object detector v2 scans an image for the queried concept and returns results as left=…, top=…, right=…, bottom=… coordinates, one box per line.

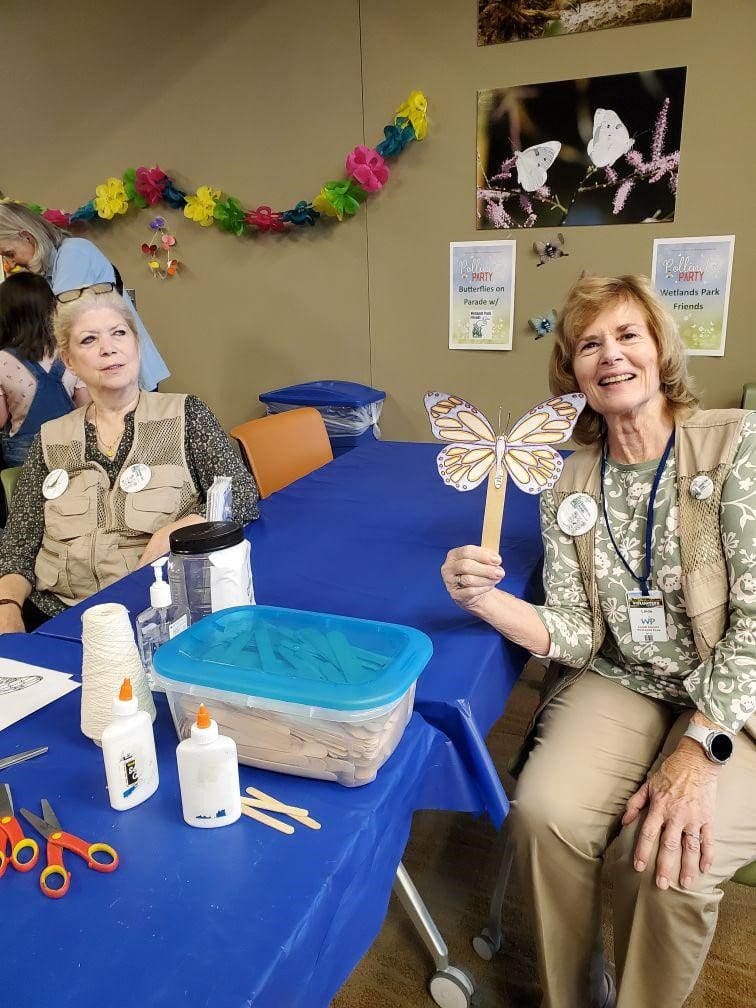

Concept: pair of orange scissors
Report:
left=20, top=799, right=119, bottom=899
left=0, top=783, right=39, bottom=877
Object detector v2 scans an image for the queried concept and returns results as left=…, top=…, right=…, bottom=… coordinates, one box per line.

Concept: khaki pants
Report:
left=508, top=670, right=756, bottom=1008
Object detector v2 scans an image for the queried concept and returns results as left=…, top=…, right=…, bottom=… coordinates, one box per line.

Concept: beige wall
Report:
left=4, top=0, right=754, bottom=439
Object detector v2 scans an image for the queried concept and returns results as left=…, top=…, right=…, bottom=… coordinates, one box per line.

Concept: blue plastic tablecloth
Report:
left=0, top=633, right=483, bottom=1008
left=37, top=441, right=545, bottom=825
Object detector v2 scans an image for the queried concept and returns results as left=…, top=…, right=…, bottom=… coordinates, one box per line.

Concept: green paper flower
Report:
left=122, top=169, right=149, bottom=209
left=213, top=196, right=246, bottom=235
left=312, top=180, right=365, bottom=221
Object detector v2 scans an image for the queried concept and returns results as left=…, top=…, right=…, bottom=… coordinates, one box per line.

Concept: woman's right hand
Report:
left=441, top=545, right=505, bottom=612
left=0, top=601, right=26, bottom=634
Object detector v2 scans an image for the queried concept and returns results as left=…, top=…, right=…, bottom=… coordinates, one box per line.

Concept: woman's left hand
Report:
left=622, top=739, right=718, bottom=891
left=138, top=514, right=206, bottom=568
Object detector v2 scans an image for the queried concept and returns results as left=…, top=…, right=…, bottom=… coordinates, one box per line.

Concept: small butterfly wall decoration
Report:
left=533, top=233, right=568, bottom=266
left=528, top=309, right=558, bottom=340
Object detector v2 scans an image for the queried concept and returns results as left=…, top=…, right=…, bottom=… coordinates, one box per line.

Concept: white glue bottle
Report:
left=176, top=704, right=241, bottom=828
left=101, top=677, right=159, bottom=811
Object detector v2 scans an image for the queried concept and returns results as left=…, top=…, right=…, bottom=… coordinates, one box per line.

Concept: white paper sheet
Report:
left=0, top=658, right=80, bottom=733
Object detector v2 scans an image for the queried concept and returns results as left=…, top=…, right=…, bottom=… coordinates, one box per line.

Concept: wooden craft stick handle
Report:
left=481, top=468, right=507, bottom=561
left=241, top=805, right=295, bottom=835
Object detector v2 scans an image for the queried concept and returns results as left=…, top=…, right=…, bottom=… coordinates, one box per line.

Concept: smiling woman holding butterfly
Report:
left=441, top=274, right=756, bottom=1008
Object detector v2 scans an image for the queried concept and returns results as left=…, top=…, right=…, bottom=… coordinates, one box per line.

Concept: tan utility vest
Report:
left=525, top=408, right=755, bottom=750
left=37, top=392, right=200, bottom=607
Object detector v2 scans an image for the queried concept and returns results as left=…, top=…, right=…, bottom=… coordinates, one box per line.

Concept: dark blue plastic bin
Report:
left=259, top=380, right=386, bottom=457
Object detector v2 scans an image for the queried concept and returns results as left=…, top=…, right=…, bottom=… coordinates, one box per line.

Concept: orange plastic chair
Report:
left=231, top=407, right=334, bottom=498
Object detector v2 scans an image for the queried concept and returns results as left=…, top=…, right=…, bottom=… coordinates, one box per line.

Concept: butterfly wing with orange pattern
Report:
left=502, top=394, right=586, bottom=494
left=424, top=392, right=502, bottom=492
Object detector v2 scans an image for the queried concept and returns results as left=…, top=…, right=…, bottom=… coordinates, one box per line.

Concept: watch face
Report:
left=710, top=732, right=734, bottom=762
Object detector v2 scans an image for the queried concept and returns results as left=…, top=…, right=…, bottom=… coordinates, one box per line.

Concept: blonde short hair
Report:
left=0, top=201, right=64, bottom=274
left=55, top=290, right=138, bottom=357
left=549, top=274, right=698, bottom=445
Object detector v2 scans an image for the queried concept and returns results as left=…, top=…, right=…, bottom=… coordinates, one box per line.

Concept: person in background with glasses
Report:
left=0, top=272, right=89, bottom=468
left=0, top=201, right=169, bottom=391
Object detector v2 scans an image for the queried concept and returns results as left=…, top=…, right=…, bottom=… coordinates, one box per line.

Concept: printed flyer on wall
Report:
left=449, top=241, right=516, bottom=350
left=651, top=236, right=735, bottom=356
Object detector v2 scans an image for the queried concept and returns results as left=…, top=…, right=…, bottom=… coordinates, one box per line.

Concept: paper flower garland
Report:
left=12, top=91, right=428, bottom=239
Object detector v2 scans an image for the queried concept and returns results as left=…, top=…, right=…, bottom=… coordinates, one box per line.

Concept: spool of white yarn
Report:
left=81, top=602, right=156, bottom=745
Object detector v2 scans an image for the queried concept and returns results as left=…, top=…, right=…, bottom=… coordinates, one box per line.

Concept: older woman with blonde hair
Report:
left=442, top=275, right=756, bottom=1008
left=0, top=200, right=168, bottom=390
left=0, top=289, right=258, bottom=632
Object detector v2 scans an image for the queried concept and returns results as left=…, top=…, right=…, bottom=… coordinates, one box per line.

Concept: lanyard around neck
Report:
left=600, top=431, right=675, bottom=596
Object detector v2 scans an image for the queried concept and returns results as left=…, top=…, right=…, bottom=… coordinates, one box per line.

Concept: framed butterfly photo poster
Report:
left=476, top=66, right=686, bottom=229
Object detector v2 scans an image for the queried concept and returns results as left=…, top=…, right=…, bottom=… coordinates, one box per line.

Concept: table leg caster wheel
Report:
left=472, top=928, right=498, bottom=961
left=428, top=965, right=476, bottom=1008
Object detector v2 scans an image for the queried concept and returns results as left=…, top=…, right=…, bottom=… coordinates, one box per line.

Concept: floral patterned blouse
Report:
left=534, top=413, right=756, bottom=734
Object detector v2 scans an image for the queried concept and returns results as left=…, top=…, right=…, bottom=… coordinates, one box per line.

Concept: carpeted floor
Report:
left=332, top=664, right=756, bottom=1008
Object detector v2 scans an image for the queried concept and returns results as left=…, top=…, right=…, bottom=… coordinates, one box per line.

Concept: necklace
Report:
left=91, top=401, right=133, bottom=459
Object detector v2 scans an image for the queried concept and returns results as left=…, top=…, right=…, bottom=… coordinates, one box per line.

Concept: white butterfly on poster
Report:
left=587, top=109, right=634, bottom=168
left=514, top=141, right=561, bottom=191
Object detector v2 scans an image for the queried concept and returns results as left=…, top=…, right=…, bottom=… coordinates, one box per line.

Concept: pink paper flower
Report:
left=135, top=166, right=168, bottom=205
left=42, top=209, right=71, bottom=227
left=245, top=205, right=286, bottom=232
left=345, top=146, right=389, bottom=193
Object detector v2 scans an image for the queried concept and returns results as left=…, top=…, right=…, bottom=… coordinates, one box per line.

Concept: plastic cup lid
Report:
left=169, top=521, right=244, bottom=555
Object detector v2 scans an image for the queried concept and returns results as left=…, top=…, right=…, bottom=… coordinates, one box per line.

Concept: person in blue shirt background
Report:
left=0, top=201, right=169, bottom=391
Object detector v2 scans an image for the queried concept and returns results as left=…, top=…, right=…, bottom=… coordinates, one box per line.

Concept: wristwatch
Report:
left=682, top=722, right=734, bottom=764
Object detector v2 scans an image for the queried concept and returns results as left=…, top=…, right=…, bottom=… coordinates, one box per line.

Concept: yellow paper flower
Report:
left=395, top=90, right=428, bottom=141
left=184, top=185, right=221, bottom=227
left=312, top=187, right=341, bottom=220
left=93, top=177, right=129, bottom=220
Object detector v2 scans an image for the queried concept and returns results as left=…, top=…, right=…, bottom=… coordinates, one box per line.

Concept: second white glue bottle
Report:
left=176, top=704, right=241, bottom=828
left=101, top=677, right=159, bottom=811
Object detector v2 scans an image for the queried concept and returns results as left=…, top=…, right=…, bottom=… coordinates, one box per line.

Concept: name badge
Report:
left=627, top=590, right=668, bottom=644
left=42, top=468, right=69, bottom=500
left=556, top=493, right=598, bottom=536
left=119, top=463, right=152, bottom=494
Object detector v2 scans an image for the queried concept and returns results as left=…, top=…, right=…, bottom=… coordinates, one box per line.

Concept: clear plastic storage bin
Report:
left=259, top=380, right=386, bottom=457
left=152, top=606, right=433, bottom=786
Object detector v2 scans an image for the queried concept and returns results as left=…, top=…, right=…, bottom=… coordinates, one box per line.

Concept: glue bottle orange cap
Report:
left=196, top=704, right=211, bottom=729
left=119, top=678, right=133, bottom=702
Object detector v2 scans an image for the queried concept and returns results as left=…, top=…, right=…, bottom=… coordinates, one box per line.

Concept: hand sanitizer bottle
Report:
left=176, top=704, right=241, bottom=828
left=136, top=558, right=190, bottom=689
left=101, top=677, right=159, bottom=810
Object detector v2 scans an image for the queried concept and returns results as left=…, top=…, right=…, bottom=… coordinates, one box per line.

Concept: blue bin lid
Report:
left=153, top=605, right=432, bottom=713
left=259, top=380, right=385, bottom=408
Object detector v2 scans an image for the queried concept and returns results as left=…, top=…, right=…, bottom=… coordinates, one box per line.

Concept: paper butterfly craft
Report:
left=425, top=392, right=586, bottom=495
left=534, top=233, right=568, bottom=266
left=587, top=109, right=634, bottom=168
left=514, top=141, right=561, bottom=192
left=528, top=309, right=558, bottom=339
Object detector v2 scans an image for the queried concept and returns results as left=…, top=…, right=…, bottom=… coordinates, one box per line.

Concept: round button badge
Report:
left=42, top=468, right=69, bottom=500
left=119, top=463, right=152, bottom=494
left=556, top=493, right=598, bottom=536
left=689, top=474, right=714, bottom=501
